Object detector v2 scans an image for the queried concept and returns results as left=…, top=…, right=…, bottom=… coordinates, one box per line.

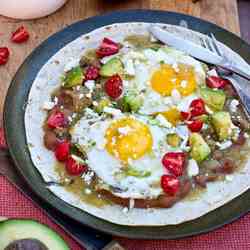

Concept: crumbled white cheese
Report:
left=156, top=114, right=172, bottom=128
left=244, top=132, right=249, bottom=138
left=92, top=101, right=98, bottom=106
left=180, top=80, right=188, bottom=88
left=127, top=158, right=133, bottom=165
left=42, top=101, right=55, bottom=110
left=68, top=116, right=73, bottom=122
left=171, top=89, right=181, bottom=104
left=82, top=171, right=95, bottom=185
left=86, top=92, right=92, bottom=98
left=172, top=63, right=180, bottom=73
left=229, top=99, right=239, bottom=113
left=225, top=175, right=234, bottom=182
left=187, top=159, right=199, bottom=177
left=207, top=68, right=218, bottom=77
left=72, top=113, right=77, bottom=118
left=79, top=93, right=84, bottom=99
left=84, top=188, right=92, bottom=194
left=103, top=107, right=122, bottom=116
left=124, top=59, right=135, bottom=76
left=216, top=140, right=232, bottom=150
left=53, top=96, right=58, bottom=104
left=85, top=80, right=95, bottom=91
left=76, top=85, right=81, bottom=91
left=122, top=207, right=129, bottom=213
left=129, top=199, right=135, bottom=210
left=118, top=126, right=132, bottom=135
left=171, top=78, right=177, bottom=83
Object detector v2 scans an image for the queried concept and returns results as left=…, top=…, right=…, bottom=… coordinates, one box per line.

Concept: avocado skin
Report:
left=0, top=219, right=69, bottom=250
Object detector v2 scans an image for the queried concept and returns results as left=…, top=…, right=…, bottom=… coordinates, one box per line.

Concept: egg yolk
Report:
left=105, top=118, right=153, bottom=162
left=151, top=64, right=197, bottom=96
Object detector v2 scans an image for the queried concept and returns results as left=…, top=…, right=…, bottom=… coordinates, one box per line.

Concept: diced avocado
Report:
left=100, top=58, right=123, bottom=77
left=0, top=219, right=69, bottom=250
left=211, top=111, right=234, bottom=141
left=166, top=133, right=181, bottom=147
left=63, top=66, right=84, bottom=88
left=125, top=166, right=151, bottom=178
left=200, top=87, right=226, bottom=111
left=94, top=98, right=111, bottom=113
left=120, top=91, right=143, bottom=112
left=189, top=133, right=211, bottom=162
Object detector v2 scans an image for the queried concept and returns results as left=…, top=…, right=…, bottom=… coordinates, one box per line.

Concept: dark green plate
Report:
left=4, top=10, right=250, bottom=239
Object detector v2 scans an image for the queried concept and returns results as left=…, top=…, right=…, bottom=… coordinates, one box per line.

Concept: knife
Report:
left=0, top=149, right=125, bottom=250
left=149, top=25, right=223, bottom=65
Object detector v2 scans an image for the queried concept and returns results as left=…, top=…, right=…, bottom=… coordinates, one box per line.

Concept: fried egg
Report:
left=70, top=113, right=188, bottom=199
left=119, top=46, right=205, bottom=120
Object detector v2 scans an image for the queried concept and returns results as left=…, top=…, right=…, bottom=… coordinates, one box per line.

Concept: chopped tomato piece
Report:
left=187, top=120, right=203, bottom=132
left=85, top=65, right=99, bottom=80
left=65, top=156, right=87, bottom=176
left=55, top=141, right=70, bottom=162
left=11, top=26, right=29, bottom=43
left=47, top=110, right=68, bottom=129
left=161, top=175, right=180, bottom=196
left=162, top=152, right=186, bottom=176
left=96, top=38, right=119, bottom=57
left=104, top=74, right=123, bottom=99
left=190, top=98, right=206, bottom=117
left=0, top=47, right=10, bottom=65
left=180, top=111, right=191, bottom=121
left=206, top=76, right=229, bottom=89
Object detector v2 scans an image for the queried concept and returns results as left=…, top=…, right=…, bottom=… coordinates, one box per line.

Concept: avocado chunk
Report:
left=119, top=91, right=143, bottom=112
left=63, top=66, right=84, bottom=88
left=100, top=58, right=123, bottom=77
left=166, top=133, right=181, bottom=147
left=211, top=111, right=234, bottom=141
left=0, top=219, right=69, bottom=250
left=189, top=133, right=211, bottom=162
left=200, top=87, right=226, bottom=111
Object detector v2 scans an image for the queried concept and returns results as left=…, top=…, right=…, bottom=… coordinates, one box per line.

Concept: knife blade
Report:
left=0, top=150, right=125, bottom=250
left=149, top=25, right=223, bottom=65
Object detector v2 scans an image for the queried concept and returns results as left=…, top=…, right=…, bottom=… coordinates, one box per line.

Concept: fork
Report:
left=201, top=34, right=250, bottom=81
left=201, top=34, right=250, bottom=119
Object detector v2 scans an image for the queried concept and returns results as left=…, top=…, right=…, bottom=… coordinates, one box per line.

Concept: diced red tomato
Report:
left=65, top=156, right=87, bottom=176
left=11, top=26, right=29, bottom=43
left=0, top=47, right=10, bottom=65
left=85, top=65, right=99, bottom=80
left=104, top=74, right=123, bottom=99
left=180, top=111, right=191, bottom=121
left=55, top=141, right=70, bottom=162
left=161, top=175, right=180, bottom=196
left=187, top=120, right=203, bottom=132
left=206, top=76, right=229, bottom=89
left=190, top=98, right=206, bottom=117
left=0, top=127, right=7, bottom=149
left=96, top=37, right=119, bottom=57
left=47, top=110, right=68, bottom=129
left=162, top=152, right=186, bottom=177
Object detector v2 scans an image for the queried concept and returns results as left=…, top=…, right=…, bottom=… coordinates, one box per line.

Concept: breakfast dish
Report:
left=25, top=23, right=250, bottom=226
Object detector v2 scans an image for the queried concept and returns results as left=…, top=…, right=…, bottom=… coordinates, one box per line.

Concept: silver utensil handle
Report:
left=226, top=64, right=250, bottom=81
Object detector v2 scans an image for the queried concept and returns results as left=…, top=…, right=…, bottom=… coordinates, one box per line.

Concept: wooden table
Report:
left=0, top=0, right=240, bottom=116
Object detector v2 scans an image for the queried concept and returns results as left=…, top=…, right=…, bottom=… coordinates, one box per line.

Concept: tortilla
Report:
left=25, top=22, right=250, bottom=226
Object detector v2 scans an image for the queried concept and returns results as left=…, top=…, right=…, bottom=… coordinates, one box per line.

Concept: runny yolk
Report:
left=105, top=118, right=153, bottom=162
left=150, top=63, right=197, bottom=96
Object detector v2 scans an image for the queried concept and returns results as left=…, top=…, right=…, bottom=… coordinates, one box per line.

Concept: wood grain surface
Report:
left=0, top=0, right=239, bottom=115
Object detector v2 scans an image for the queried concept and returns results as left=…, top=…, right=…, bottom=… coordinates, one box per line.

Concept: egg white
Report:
left=70, top=113, right=189, bottom=199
